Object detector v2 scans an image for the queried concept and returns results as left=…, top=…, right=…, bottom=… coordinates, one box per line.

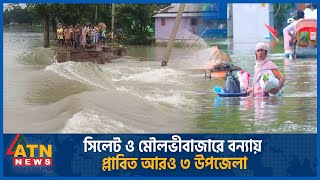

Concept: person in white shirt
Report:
left=304, top=3, right=314, bottom=19
left=282, top=10, right=304, bottom=57
left=284, top=10, right=305, bottom=37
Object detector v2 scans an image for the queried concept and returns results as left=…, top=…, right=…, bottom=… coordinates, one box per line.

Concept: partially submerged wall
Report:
left=56, top=46, right=127, bottom=64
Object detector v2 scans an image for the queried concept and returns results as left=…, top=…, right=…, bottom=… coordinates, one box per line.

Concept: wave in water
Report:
left=60, top=109, right=146, bottom=133
left=45, top=60, right=195, bottom=110
left=111, top=67, right=185, bottom=85
left=116, top=86, right=195, bottom=110
left=20, top=47, right=56, bottom=65
left=45, top=61, right=115, bottom=90
left=101, top=64, right=195, bottom=110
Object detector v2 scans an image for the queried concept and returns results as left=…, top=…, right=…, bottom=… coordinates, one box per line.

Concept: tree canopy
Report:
left=3, top=4, right=35, bottom=25
left=273, top=3, right=296, bottom=36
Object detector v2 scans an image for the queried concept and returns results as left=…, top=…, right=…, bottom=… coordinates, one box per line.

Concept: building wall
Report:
left=155, top=17, right=200, bottom=40
left=233, top=3, right=270, bottom=44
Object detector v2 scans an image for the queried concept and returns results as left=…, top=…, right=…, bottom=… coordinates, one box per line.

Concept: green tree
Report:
left=28, top=4, right=52, bottom=47
left=15, top=9, right=34, bottom=25
left=3, top=5, right=35, bottom=25
left=3, top=10, right=11, bottom=24
left=115, top=4, right=166, bottom=45
left=274, top=3, right=295, bottom=36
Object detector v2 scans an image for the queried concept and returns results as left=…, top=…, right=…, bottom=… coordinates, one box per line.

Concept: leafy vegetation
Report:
left=3, top=5, right=35, bottom=25
left=273, top=4, right=296, bottom=36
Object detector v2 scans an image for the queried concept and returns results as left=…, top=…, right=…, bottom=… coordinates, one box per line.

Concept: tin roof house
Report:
left=153, top=3, right=227, bottom=44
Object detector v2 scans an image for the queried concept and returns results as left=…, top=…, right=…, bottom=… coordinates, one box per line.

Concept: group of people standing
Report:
left=56, top=22, right=107, bottom=50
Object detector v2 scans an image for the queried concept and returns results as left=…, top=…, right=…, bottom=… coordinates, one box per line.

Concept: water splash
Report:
left=61, top=109, right=145, bottom=133
left=45, top=61, right=115, bottom=90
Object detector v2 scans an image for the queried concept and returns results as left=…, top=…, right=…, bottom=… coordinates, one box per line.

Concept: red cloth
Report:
left=264, top=24, right=278, bottom=40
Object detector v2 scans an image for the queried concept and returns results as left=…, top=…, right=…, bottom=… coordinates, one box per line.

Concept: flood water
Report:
left=3, top=27, right=317, bottom=133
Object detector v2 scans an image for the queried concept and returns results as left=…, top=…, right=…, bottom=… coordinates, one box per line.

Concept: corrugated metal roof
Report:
left=153, top=12, right=202, bottom=18
left=162, top=3, right=202, bottom=13
left=153, top=3, right=203, bottom=18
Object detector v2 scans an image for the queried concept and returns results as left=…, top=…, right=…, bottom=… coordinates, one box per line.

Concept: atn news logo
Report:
left=6, top=134, right=52, bottom=166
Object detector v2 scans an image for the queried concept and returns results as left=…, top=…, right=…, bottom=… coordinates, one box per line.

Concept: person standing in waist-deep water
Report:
left=247, top=42, right=285, bottom=97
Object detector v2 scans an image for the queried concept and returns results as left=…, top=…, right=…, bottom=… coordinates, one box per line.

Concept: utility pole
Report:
left=227, top=4, right=233, bottom=51
left=227, top=3, right=233, bottom=39
left=111, top=4, right=115, bottom=41
left=161, top=4, right=186, bottom=66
